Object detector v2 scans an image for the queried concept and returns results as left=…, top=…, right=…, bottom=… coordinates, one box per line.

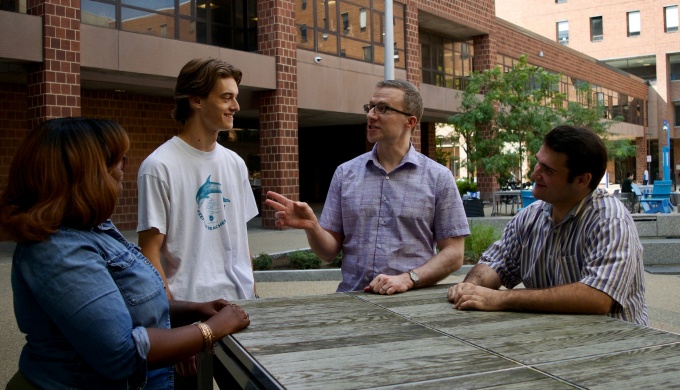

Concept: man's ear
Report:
left=577, top=172, right=593, bottom=188
left=189, top=95, right=201, bottom=110
left=406, top=116, right=418, bottom=130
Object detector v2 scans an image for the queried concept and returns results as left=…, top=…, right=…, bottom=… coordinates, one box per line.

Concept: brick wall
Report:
left=0, top=84, right=29, bottom=242
left=82, top=91, right=179, bottom=231
left=257, top=0, right=299, bottom=228
left=26, top=0, right=81, bottom=127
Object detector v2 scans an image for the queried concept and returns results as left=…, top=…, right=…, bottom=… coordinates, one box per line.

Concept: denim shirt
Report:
left=12, top=220, right=173, bottom=389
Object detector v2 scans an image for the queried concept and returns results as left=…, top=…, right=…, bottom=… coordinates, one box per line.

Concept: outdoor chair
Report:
left=631, top=184, right=643, bottom=213
left=639, top=180, right=674, bottom=214
left=516, top=189, right=536, bottom=212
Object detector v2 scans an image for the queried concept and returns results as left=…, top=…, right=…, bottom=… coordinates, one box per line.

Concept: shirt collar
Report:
left=367, top=143, right=420, bottom=171
left=541, top=189, right=597, bottom=225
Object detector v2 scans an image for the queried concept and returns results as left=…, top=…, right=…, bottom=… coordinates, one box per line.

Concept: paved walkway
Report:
left=2, top=211, right=680, bottom=386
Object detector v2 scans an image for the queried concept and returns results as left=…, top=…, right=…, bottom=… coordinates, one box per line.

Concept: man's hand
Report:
left=447, top=282, right=504, bottom=311
left=265, top=191, right=318, bottom=230
left=364, top=273, right=413, bottom=295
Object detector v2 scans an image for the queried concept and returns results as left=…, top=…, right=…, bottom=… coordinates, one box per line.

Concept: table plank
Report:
left=536, top=343, right=680, bottom=389
left=380, top=368, right=576, bottom=389
left=360, top=285, right=680, bottom=364
left=229, top=293, right=528, bottom=389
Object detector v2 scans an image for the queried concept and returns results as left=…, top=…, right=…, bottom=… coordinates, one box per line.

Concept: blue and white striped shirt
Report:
left=479, top=188, right=648, bottom=325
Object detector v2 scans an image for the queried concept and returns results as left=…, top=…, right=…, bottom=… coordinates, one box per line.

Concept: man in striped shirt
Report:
left=448, top=125, right=648, bottom=325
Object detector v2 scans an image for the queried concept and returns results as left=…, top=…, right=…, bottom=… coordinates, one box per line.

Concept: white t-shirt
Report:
left=137, top=136, right=258, bottom=302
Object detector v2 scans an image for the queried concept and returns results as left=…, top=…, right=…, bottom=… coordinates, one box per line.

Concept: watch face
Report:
left=410, top=271, right=419, bottom=284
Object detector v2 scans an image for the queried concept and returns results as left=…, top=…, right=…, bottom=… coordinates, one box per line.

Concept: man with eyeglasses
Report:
left=266, top=79, right=470, bottom=294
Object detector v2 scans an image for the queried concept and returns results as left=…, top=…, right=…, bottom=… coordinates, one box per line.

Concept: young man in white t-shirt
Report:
left=137, top=58, right=258, bottom=387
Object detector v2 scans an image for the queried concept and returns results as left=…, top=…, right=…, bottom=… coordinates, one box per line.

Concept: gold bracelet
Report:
left=194, top=322, right=215, bottom=354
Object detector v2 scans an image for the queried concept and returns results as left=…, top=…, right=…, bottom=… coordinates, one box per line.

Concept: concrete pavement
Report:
left=2, top=215, right=680, bottom=386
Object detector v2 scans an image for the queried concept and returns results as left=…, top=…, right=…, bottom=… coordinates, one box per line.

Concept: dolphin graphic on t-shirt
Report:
left=196, top=175, right=230, bottom=207
left=196, top=175, right=230, bottom=229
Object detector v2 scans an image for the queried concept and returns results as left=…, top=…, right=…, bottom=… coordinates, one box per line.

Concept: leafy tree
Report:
left=448, top=55, right=566, bottom=182
left=559, top=83, right=635, bottom=173
left=448, top=55, right=635, bottom=184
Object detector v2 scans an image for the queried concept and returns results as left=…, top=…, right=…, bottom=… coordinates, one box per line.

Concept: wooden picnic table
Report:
left=205, top=284, right=680, bottom=389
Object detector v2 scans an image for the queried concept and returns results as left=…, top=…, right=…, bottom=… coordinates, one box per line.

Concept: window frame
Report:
left=556, top=20, right=569, bottom=45
left=590, top=16, right=603, bottom=42
left=627, top=10, right=640, bottom=37
left=665, top=5, right=679, bottom=33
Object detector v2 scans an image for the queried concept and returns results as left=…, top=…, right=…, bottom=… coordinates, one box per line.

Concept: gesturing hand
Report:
left=264, top=191, right=318, bottom=229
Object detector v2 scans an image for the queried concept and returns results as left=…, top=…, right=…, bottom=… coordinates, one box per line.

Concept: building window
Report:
left=360, top=8, right=367, bottom=31
left=557, top=21, right=569, bottom=44
left=300, top=25, right=307, bottom=43
left=420, top=31, right=474, bottom=90
left=363, top=46, right=372, bottom=61
left=627, top=11, right=640, bottom=37
left=671, top=54, right=680, bottom=81
left=342, top=12, right=349, bottom=34
left=590, top=16, right=603, bottom=42
left=675, top=104, right=680, bottom=126
left=302, top=0, right=307, bottom=10
left=81, top=0, right=258, bottom=52
left=666, top=5, right=679, bottom=33
left=556, top=0, right=567, bottom=3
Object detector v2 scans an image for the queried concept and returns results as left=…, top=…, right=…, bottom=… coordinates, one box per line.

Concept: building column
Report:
left=26, top=0, right=81, bottom=128
left=472, top=33, right=498, bottom=202
left=403, top=4, right=423, bottom=153
left=257, top=0, right=299, bottom=228
left=636, top=136, right=647, bottom=183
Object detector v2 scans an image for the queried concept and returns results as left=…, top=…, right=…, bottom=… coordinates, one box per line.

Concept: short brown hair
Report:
left=543, top=125, right=607, bottom=191
left=172, top=58, right=243, bottom=124
left=0, top=118, right=130, bottom=243
left=375, top=79, right=424, bottom=123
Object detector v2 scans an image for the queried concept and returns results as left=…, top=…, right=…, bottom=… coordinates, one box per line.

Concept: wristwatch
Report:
left=408, top=270, right=420, bottom=288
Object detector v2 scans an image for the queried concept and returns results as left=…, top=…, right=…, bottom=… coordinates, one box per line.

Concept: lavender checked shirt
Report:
left=319, top=144, right=470, bottom=292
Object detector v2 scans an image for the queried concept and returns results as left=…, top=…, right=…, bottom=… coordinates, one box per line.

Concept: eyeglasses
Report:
left=363, top=103, right=414, bottom=117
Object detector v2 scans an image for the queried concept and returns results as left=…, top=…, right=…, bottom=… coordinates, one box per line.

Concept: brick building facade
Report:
left=0, top=0, right=648, bottom=242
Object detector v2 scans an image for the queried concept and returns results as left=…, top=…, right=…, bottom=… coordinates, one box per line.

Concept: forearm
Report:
left=463, top=263, right=504, bottom=289
left=304, top=223, right=342, bottom=262
left=414, top=237, right=464, bottom=287
left=168, top=300, right=203, bottom=327
left=146, top=325, right=204, bottom=369
left=497, top=282, right=613, bottom=315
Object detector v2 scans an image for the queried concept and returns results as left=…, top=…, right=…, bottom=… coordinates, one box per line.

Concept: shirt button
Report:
left=385, top=176, right=390, bottom=180
left=377, top=244, right=382, bottom=249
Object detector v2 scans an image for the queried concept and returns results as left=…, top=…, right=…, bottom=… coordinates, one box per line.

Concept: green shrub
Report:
left=331, top=251, right=343, bottom=268
left=252, top=253, right=273, bottom=270
left=464, top=224, right=501, bottom=263
left=288, top=250, right=322, bottom=269
left=456, top=178, right=478, bottom=194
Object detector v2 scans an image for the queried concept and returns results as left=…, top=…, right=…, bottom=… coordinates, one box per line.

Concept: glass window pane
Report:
left=121, top=7, right=175, bottom=37
left=628, top=11, right=640, bottom=36
left=317, top=0, right=338, bottom=32
left=298, top=24, right=314, bottom=49
left=340, top=2, right=371, bottom=42
left=670, top=54, right=680, bottom=81
left=179, top=0, right=195, bottom=17
left=340, top=37, right=368, bottom=62
left=317, top=31, right=338, bottom=54
left=666, top=6, right=679, bottom=32
left=212, top=0, right=236, bottom=27
left=212, top=23, right=234, bottom=48
left=123, top=0, right=174, bottom=12
left=82, top=0, right=116, bottom=28
left=557, top=21, right=569, bottom=44
left=178, top=18, right=203, bottom=43
left=297, top=0, right=314, bottom=26
left=591, top=16, right=603, bottom=40
left=372, top=13, right=384, bottom=44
